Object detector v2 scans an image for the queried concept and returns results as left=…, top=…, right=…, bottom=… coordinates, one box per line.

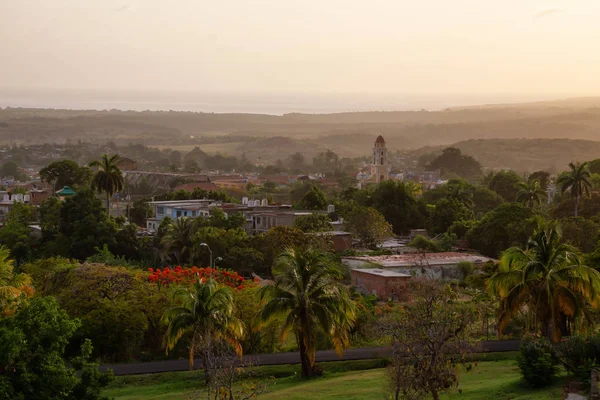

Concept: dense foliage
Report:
left=0, top=297, right=114, bottom=400
left=517, top=336, right=559, bottom=387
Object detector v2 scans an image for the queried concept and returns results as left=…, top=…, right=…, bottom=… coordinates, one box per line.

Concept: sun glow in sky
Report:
left=2, top=0, right=600, bottom=97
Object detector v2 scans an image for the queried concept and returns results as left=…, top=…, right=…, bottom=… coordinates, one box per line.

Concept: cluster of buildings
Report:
left=145, top=198, right=353, bottom=252
left=356, top=135, right=445, bottom=189
left=344, top=252, right=494, bottom=300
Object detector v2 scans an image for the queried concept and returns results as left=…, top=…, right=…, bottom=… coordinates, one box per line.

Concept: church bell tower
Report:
left=371, top=135, right=389, bottom=184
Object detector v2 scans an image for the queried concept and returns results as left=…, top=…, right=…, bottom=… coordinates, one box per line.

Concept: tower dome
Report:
left=375, top=135, right=385, bottom=144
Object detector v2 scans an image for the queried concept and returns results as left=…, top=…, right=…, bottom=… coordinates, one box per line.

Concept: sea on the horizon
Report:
left=0, top=88, right=565, bottom=115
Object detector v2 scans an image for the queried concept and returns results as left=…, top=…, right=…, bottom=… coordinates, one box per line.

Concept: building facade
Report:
left=351, top=269, right=411, bottom=300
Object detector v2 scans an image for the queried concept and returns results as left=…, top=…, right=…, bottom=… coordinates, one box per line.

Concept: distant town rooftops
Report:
left=56, top=186, right=77, bottom=196
left=343, top=252, right=494, bottom=267
left=352, top=269, right=411, bottom=278
left=173, top=182, right=219, bottom=192
left=312, top=230, right=352, bottom=237
left=148, top=199, right=219, bottom=207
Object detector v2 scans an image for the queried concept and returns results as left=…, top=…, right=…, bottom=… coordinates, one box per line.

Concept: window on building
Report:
left=176, top=210, right=182, bottom=217
left=157, top=206, right=165, bottom=214
left=256, top=217, right=261, bottom=224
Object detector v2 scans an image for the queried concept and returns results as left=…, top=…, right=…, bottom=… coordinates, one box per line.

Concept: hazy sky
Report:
left=2, top=0, right=600, bottom=96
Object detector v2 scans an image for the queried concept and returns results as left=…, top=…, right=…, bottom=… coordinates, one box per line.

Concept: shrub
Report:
left=518, top=336, right=559, bottom=387
left=558, top=335, right=600, bottom=381
left=457, top=261, right=474, bottom=280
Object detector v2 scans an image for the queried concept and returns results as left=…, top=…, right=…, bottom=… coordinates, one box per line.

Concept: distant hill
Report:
left=446, top=96, right=600, bottom=111
left=2, top=97, right=600, bottom=165
left=410, top=138, right=600, bottom=174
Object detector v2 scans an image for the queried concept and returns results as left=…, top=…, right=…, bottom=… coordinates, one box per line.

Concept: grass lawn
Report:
left=103, top=359, right=567, bottom=400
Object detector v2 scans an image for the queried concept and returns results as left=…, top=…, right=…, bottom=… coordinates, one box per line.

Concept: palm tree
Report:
left=0, top=245, right=34, bottom=316
left=516, top=179, right=546, bottom=208
left=162, top=277, right=243, bottom=377
left=488, top=223, right=600, bottom=342
left=160, top=217, right=196, bottom=265
left=89, top=154, right=124, bottom=211
left=557, top=162, right=592, bottom=217
left=258, top=247, right=356, bottom=377
left=447, top=184, right=474, bottom=209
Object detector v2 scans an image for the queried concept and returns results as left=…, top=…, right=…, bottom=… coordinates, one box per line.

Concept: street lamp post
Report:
left=199, top=243, right=212, bottom=279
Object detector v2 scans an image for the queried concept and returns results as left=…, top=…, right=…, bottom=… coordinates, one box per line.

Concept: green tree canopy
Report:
left=0, top=162, right=18, bottom=178
left=423, top=179, right=503, bottom=217
left=293, top=213, right=332, bottom=233
left=300, top=185, right=328, bottom=210
left=367, top=181, right=428, bottom=235
left=40, top=160, right=93, bottom=191
left=345, top=206, right=392, bottom=249
left=467, top=203, right=537, bottom=258
left=426, top=147, right=482, bottom=180
left=588, top=158, right=600, bottom=175
left=129, top=198, right=153, bottom=226
left=559, top=217, right=600, bottom=253
left=58, top=189, right=117, bottom=260
left=528, top=171, right=551, bottom=190
left=427, top=197, right=474, bottom=236
left=0, top=202, right=36, bottom=262
left=0, top=245, right=33, bottom=316
left=0, top=296, right=114, bottom=399
left=487, top=170, right=524, bottom=202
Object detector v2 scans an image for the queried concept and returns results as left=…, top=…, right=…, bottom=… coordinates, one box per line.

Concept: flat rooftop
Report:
left=343, top=252, right=494, bottom=267
left=352, top=269, right=411, bottom=278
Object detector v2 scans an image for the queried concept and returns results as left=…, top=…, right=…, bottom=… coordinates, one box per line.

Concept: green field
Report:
left=103, top=359, right=567, bottom=400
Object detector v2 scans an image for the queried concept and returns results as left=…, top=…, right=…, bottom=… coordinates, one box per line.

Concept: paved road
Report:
left=99, top=340, right=520, bottom=376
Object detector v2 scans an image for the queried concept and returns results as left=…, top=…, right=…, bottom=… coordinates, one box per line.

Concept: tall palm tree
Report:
left=162, top=277, right=243, bottom=375
left=258, top=247, right=356, bottom=377
left=0, top=245, right=34, bottom=316
left=160, top=217, right=196, bottom=265
left=488, top=223, right=600, bottom=342
left=557, top=162, right=592, bottom=217
left=89, top=154, right=124, bottom=211
left=516, top=179, right=546, bottom=208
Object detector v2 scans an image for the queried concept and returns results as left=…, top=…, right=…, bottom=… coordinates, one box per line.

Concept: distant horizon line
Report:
left=0, top=87, right=596, bottom=115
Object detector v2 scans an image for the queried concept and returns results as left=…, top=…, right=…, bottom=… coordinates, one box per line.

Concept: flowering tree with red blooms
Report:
left=147, top=266, right=248, bottom=290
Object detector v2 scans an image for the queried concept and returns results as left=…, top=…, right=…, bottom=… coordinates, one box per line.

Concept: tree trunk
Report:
left=544, top=318, right=555, bottom=343
left=432, top=390, right=440, bottom=400
left=575, top=195, right=579, bottom=217
left=188, top=335, right=196, bottom=370
left=106, top=192, right=110, bottom=213
left=298, top=332, right=313, bottom=377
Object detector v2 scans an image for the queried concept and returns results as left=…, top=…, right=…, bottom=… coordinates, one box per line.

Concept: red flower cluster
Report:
left=147, top=266, right=246, bottom=289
